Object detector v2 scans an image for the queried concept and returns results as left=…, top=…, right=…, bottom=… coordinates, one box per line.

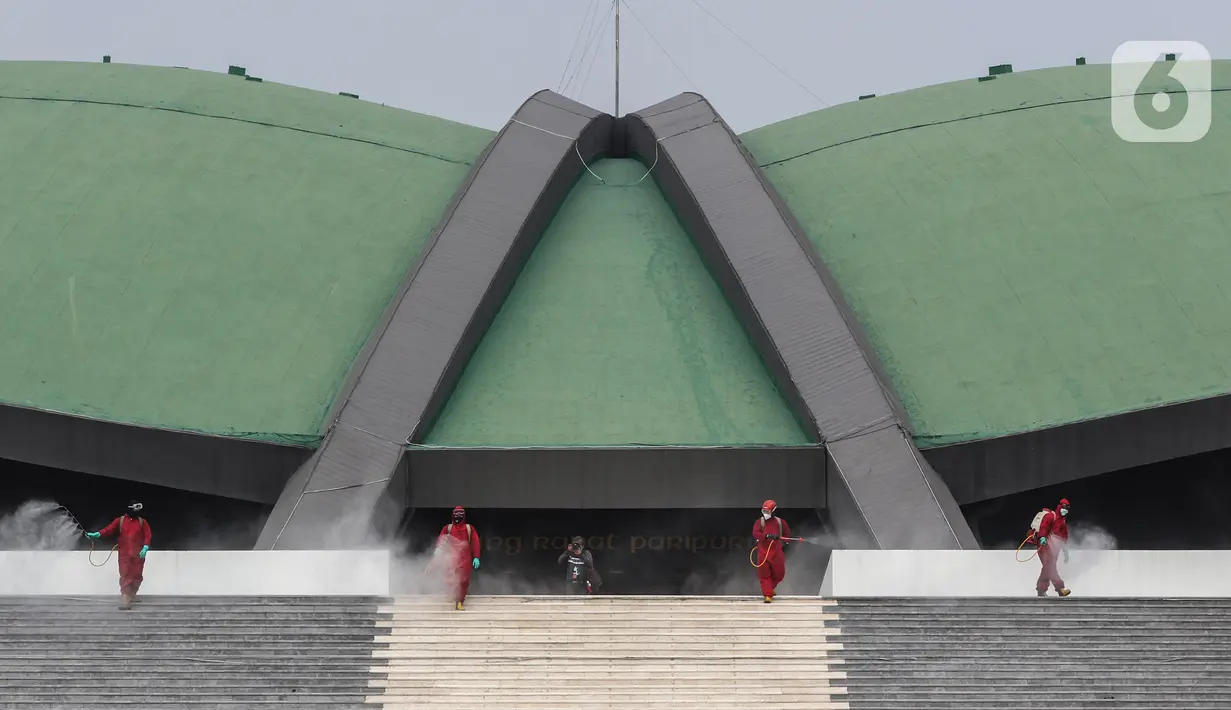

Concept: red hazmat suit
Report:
left=752, top=500, right=791, bottom=600
left=1036, top=498, right=1070, bottom=595
left=97, top=515, right=152, bottom=597
left=437, top=507, right=480, bottom=604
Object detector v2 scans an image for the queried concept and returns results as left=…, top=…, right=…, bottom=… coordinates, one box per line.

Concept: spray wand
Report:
left=748, top=537, right=816, bottom=568
left=56, top=505, right=117, bottom=568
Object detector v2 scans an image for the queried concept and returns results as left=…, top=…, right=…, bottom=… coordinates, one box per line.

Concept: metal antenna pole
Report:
left=614, top=0, right=621, bottom=117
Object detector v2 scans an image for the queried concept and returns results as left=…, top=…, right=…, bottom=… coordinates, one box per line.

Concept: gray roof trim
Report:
left=927, top=392, right=1231, bottom=505
left=0, top=401, right=307, bottom=504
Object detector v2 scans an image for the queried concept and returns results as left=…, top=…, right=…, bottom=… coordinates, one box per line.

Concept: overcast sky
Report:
left=1, top=0, right=1228, bottom=132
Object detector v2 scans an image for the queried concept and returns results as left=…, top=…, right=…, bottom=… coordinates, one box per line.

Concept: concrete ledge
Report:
left=0, top=550, right=390, bottom=596
left=821, top=549, right=1231, bottom=598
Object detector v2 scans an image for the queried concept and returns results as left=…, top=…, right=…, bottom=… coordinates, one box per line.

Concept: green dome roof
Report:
left=0, top=61, right=493, bottom=443
left=743, top=61, right=1231, bottom=445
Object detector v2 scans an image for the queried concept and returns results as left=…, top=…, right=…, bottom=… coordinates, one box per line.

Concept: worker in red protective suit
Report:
left=752, top=500, right=791, bottom=603
left=85, top=501, right=152, bottom=610
left=1035, top=498, right=1071, bottom=597
left=434, top=506, right=480, bottom=611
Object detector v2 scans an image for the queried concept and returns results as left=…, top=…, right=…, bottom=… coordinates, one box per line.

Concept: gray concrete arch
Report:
left=256, top=92, right=614, bottom=549
left=622, top=94, right=976, bottom=549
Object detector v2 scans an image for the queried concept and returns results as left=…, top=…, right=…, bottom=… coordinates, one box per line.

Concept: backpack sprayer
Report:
left=1017, top=508, right=1054, bottom=563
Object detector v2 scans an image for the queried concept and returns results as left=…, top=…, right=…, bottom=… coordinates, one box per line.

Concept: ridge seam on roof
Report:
left=0, top=94, right=474, bottom=166
left=759, top=87, right=1231, bottom=169
left=527, top=94, right=594, bottom=121
left=637, top=96, right=706, bottom=120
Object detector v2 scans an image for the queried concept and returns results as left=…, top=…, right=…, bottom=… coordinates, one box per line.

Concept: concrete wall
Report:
left=17, top=548, right=1230, bottom=598
left=821, top=550, right=1231, bottom=598
left=0, top=551, right=390, bottom=596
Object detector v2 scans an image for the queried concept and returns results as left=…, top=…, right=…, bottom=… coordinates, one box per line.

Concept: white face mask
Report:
left=762, top=511, right=771, bottom=520
left=1060, top=509, right=1068, bottom=517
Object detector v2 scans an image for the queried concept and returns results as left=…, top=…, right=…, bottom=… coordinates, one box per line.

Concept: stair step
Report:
left=372, top=688, right=847, bottom=699
left=4, top=694, right=369, bottom=703
left=373, top=648, right=839, bottom=659
left=843, top=705, right=1222, bottom=710
left=1, top=705, right=371, bottom=710
left=374, top=617, right=839, bottom=627
left=369, top=675, right=846, bottom=687
left=376, top=627, right=838, bottom=635
left=373, top=662, right=842, bottom=673
left=375, top=632, right=838, bottom=642
left=379, top=698, right=851, bottom=703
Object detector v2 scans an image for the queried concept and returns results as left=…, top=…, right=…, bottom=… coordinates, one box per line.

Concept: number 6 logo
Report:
left=1111, top=41, right=1211, bottom=143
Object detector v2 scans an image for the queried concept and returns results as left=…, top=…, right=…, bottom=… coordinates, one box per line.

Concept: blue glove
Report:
left=1038, top=536, right=1047, bottom=547
left=472, top=558, right=480, bottom=570
left=85, top=532, right=100, bottom=540
left=433, top=546, right=442, bottom=558
left=1063, top=548, right=1070, bottom=564
left=139, top=545, right=149, bottom=560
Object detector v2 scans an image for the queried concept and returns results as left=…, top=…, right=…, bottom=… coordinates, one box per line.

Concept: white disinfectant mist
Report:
left=0, top=500, right=83, bottom=550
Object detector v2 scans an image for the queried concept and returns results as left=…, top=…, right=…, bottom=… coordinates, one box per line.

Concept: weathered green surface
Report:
left=426, top=159, right=808, bottom=446
left=743, top=62, right=1231, bottom=447
left=0, top=61, right=493, bottom=444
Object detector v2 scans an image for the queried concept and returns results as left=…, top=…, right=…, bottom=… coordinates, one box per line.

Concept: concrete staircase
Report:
left=12, top=593, right=1215, bottom=709
left=831, top=597, right=1231, bottom=709
left=0, top=596, right=385, bottom=709
left=371, top=595, right=847, bottom=709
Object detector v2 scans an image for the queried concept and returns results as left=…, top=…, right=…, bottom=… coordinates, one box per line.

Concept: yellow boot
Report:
left=1058, top=588, right=1071, bottom=597
left=763, top=595, right=773, bottom=603
left=455, top=601, right=465, bottom=611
